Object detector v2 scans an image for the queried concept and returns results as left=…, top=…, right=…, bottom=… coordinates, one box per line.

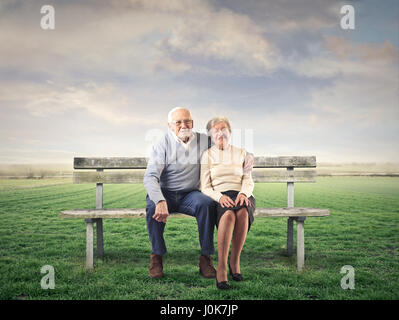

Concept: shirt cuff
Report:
left=239, top=190, right=252, bottom=198
left=215, top=192, right=224, bottom=202
left=150, top=192, right=166, bottom=205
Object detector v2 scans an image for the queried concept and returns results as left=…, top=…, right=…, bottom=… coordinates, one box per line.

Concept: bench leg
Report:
left=296, top=217, right=306, bottom=271
left=287, top=217, right=294, bottom=256
left=85, top=219, right=94, bottom=269
left=96, top=218, right=104, bottom=259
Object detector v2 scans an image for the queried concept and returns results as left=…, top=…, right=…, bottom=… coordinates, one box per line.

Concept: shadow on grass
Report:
left=91, top=246, right=302, bottom=273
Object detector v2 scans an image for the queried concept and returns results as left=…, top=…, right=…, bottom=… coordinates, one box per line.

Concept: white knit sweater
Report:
left=200, top=144, right=254, bottom=202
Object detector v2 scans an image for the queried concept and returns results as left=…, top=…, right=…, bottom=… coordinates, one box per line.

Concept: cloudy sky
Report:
left=0, top=0, right=398, bottom=164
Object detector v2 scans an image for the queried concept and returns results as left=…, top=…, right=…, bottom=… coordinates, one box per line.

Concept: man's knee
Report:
left=184, top=191, right=214, bottom=212
left=196, top=193, right=215, bottom=210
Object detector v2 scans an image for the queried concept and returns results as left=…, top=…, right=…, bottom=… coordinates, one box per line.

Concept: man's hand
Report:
left=219, top=195, right=235, bottom=208
left=235, top=193, right=251, bottom=207
left=153, top=200, right=169, bottom=223
left=243, top=153, right=254, bottom=174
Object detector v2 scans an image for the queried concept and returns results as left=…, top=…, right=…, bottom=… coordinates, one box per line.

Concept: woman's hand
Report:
left=235, top=193, right=251, bottom=207
left=219, top=195, right=235, bottom=208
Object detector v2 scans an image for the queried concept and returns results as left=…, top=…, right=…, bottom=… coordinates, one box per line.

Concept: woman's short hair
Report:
left=206, top=117, right=232, bottom=133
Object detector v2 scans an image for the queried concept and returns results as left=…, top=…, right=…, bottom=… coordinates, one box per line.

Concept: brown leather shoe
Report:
left=199, top=255, right=216, bottom=278
left=149, top=254, right=164, bottom=279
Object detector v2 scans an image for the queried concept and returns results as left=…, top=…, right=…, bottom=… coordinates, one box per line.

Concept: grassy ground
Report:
left=0, top=177, right=398, bottom=300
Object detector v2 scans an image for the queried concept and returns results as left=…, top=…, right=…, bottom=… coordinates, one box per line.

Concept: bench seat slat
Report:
left=73, top=170, right=317, bottom=184
left=60, top=207, right=330, bottom=219
left=61, top=208, right=147, bottom=218
left=255, top=207, right=330, bottom=217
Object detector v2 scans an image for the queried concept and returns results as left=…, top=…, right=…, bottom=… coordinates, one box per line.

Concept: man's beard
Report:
left=177, top=128, right=192, bottom=140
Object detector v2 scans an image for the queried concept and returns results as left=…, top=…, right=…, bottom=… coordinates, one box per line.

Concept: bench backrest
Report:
left=73, top=156, right=317, bottom=209
left=73, top=156, right=317, bottom=183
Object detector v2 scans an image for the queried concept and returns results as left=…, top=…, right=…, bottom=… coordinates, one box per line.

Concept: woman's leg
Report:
left=229, top=207, right=249, bottom=274
left=217, top=210, right=236, bottom=282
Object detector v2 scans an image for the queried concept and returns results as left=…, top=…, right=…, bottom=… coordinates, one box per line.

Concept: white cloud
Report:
left=0, top=0, right=282, bottom=78
left=283, top=36, right=399, bottom=127
left=156, top=4, right=281, bottom=75
left=0, top=81, right=162, bottom=125
left=268, top=35, right=399, bottom=162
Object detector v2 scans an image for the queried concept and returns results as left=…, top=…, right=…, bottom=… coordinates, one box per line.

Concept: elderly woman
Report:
left=200, top=117, right=256, bottom=290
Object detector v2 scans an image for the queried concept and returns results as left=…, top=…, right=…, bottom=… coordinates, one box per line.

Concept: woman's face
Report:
left=210, top=121, right=231, bottom=148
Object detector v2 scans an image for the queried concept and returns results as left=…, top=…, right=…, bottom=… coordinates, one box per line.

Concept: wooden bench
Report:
left=60, top=156, right=330, bottom=270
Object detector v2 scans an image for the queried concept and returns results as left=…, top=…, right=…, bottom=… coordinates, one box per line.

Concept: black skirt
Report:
left=216, top=190, right=255, bottom=231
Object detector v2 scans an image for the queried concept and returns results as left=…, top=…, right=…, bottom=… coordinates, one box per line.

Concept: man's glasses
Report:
left=171, top=119, right=193, bottom=127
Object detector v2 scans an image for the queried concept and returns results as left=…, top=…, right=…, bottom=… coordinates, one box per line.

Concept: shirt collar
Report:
left=168, top=130, right=196, bottom=149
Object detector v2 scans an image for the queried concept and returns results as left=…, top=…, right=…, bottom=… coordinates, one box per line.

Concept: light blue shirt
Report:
left=143, top=130, right=210, bottom=204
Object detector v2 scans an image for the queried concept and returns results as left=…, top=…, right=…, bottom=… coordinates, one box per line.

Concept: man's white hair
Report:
left=168, top=107, right=191, bottom=123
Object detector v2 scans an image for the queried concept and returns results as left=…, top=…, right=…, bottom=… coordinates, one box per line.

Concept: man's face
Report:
left=168, top=109, right=194, bottom=140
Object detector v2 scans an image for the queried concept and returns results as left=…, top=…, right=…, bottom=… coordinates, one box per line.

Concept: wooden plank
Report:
left=73, top=169, right=316, bottom=184
left=61, top=208, right=173, bottom=218
left=73, top=171, right=144, bottom=184
left=85, top=219, right=94, bottom=269
left=287, top=168, right=295, bottom=206
left=254, top=207, right=330, bottom=217
left=73, top=156, right=316, bottom=169
left=254, top=156, right=316, bottom=168
left=61, top=207, right=330, bottom=219
left=253, top=169, right=316, bottom=183
left=96, top=184, right=103, bottom=206
left=287, top=217, right=294, bottom=257
left=74, top=157, right=148, bottom=169
left=96, top=169, right=103, bottom=208
left=297, top=219, right=305, bottom=271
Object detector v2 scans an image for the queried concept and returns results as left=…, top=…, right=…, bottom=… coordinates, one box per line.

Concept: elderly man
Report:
left=143, top=107, right=253, bottom=279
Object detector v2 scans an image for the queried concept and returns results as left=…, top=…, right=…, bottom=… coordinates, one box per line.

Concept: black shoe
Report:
left=229, top=264, right=244, bottom=282
left=216, top=271, right=230, bottom=290
left=216, top=279, right=230, bottom=290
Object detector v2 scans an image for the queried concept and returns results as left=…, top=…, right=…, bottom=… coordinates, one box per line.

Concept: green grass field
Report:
left=0, top=177, right=398, bottom=300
